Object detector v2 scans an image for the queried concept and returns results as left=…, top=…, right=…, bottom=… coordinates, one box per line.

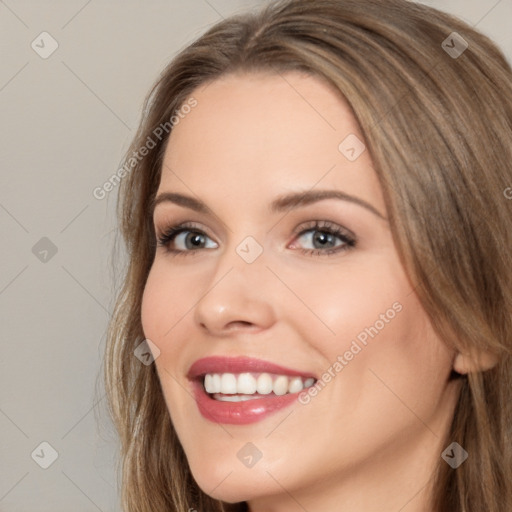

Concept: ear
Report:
left=453, top=349, right=499, bottom=374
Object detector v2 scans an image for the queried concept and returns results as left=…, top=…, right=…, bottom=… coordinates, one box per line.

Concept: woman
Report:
left=104, top=0, right=512, bottom=510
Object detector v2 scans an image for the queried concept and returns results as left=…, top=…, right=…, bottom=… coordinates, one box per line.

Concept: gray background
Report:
left=1, top=1, right=510, bottom=510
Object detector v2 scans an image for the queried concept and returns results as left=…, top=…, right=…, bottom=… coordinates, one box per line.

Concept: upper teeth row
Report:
left=204, top=372, right=315, bottom=396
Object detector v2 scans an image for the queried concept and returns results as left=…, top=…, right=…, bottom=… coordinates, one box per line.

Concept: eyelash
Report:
left=155, top=220, right=357, bottom=257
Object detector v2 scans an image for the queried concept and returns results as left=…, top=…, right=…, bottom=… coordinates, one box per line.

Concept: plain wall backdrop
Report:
left=1, top=1, right=510, bottom=510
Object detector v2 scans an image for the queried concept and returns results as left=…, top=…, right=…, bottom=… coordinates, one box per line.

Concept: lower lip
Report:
left=191, top=379, right=301, bottom=425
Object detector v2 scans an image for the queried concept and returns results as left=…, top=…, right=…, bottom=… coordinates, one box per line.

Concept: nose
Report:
left=193, top=259, right=277, bottom=337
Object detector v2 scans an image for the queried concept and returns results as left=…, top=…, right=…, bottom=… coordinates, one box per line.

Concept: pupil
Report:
left=188, top=233, right=204, bottom=248
left=314, top=231, right=334, bottom=248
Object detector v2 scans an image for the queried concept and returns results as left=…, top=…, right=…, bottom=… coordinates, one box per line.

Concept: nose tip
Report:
left=193, top=268, right=276, bottom=337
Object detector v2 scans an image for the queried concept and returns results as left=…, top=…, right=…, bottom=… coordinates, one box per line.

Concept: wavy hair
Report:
left=103, top=1, right=512, bottom=510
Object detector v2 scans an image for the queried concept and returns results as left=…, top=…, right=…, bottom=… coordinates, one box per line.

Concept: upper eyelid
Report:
left=152, top=202, right=232, bottom=235
left=156, top=220, right=347, bottom=235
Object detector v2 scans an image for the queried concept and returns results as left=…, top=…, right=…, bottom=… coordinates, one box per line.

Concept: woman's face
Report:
left=141, top=71, right=461, bottom=509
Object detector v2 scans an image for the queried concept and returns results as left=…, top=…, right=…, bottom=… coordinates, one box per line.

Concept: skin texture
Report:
left=141, top=71, right=464, bottom=512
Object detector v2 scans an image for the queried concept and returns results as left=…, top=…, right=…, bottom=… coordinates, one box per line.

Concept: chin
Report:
left=191, top=465, right=270, bottom=503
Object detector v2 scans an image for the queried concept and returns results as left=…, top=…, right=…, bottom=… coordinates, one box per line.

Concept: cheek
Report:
left=277, top=252, right=406, bottom=346
left=140, top=270, right=162, bottom=342
left=325, top=290, right=453, bottom=439
left=140, top=264, right=193, bottom=420
left=141, top=262, right=190, bottom=342
left=281, top=254, right=453, bottom=425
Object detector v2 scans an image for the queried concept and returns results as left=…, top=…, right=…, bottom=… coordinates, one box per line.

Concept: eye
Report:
left=290, top=220, right=356, bottom=256
left=156, top=220, right=356, bottom=257
left=156, top=222, right=217, bottom=255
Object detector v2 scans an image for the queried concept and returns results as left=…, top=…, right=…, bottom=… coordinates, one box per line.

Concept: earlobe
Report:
left=453, top=350, right=500, bottom=374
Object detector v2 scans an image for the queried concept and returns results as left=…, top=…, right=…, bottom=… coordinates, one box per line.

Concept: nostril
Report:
left=227, top=321, right=254, bottom=330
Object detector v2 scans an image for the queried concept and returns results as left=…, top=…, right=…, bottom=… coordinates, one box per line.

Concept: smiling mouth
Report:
left=187, top=356, right=318, bottom=424
left=202, top=372, right=317, bottom=401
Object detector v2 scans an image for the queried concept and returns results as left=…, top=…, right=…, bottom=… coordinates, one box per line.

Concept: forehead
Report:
left=158, top=71, right=384, bottom=213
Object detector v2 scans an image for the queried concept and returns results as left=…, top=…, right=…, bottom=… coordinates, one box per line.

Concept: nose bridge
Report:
left=211, top=231, right=269, bottom=291
left=192, top=235, right=276, bottom=335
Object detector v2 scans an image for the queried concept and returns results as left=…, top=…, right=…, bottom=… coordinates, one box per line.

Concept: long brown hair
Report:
left=103, top=1, right=512, bottom=510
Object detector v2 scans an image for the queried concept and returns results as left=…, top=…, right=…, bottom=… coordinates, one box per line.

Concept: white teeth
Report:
left=220, top=373, right=237, bottom=394
left=212, top=374, right=221, bottom=393
left=256, top=373, right=273, bottom=394
left=273, top=375, right=289, bottom=396
left=202, top=372, right=316, bottom=397
left=288, top=377, right=304, bottom=394
left=304, top=378, right=315, bottom=388
left=237, top=373, right=257, bottom=394
left=213, top=394, right=261, bottom=402
left=204, top=374, right=214, bottom=393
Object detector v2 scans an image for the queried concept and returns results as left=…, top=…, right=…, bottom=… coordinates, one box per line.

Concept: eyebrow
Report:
left=151, top=189, right=386, bottom=220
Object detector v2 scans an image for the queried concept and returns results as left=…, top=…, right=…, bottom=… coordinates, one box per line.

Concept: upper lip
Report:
left=187, top=356, right=317, bottom=380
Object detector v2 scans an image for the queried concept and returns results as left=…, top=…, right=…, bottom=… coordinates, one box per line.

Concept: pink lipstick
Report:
left=187, top=356, right=317, bottom=425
